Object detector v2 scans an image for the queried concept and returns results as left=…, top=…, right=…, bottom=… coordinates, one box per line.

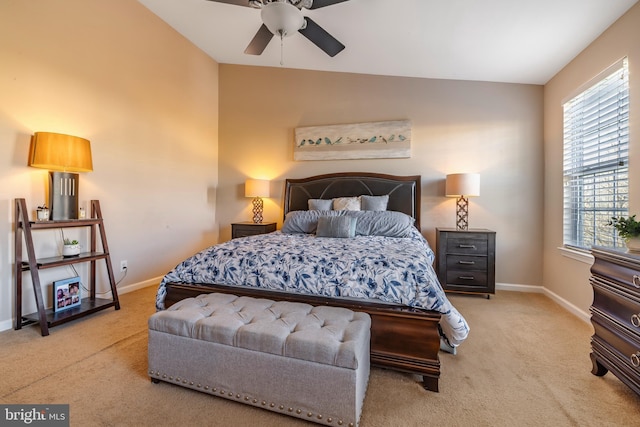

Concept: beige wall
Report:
left=8, top=0, right=628, bottom=332
left=543, top=3, right=640, bottom=315
left=0, top=0, right=219, bottom=330
left=218, top=65, right=544, bottom=290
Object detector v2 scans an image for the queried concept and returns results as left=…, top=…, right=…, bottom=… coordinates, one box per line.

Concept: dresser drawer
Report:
left=446, top=255, right=487, bottom=271
left=592, top=263, right=640, bottom=296
left=446, top=235, right=488, bottom=256
left=446, top=270, right=488, bottom=287
left=591, top=314, right=640, bottom=379
left=591, top=278, right=640, bottom=334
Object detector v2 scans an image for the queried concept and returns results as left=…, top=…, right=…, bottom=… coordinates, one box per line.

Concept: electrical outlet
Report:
left=120, top=260, right=128, bottom=272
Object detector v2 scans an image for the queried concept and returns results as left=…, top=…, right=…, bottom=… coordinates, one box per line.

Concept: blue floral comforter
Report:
left=156, top=228, right=469, bottom=346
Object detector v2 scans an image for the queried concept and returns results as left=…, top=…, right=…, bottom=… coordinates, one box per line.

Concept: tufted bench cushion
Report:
left=148, top=293, right=371, bottom=426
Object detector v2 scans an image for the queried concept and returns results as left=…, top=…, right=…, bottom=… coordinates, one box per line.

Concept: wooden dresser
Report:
left=590, top=246, right=640, bottom=396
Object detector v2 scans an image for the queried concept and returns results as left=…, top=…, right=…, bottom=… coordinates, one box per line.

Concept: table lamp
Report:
left=28, top=132, right=93, bottom=220
left=445, top=173, right=480, bottom=230
left=245, top=179, right=270, bottom=223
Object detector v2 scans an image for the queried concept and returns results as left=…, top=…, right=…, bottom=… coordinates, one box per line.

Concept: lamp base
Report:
left=455, top=196, right=469, bottom=230
left=49, top=171, right=79, bottom=220
left=252, top=197, right=264, bottom=224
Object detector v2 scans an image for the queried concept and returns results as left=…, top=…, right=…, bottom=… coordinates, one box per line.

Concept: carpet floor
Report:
left=1, top=286, right=638, bottom=426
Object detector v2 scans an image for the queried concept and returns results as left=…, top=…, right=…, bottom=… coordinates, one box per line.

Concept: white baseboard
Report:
left=117, top=276, right=162, bottom=295
left=0, top=277, right=162, bottom=333
left=1, top=280, right=591, bottom=333
left=496, top=282, right=591, bottom=324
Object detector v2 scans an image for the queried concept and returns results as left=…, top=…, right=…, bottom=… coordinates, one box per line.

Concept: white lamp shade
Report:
left=261, top=1, right=304, bottom=37
left=445, top=173, right=480, bottom=197
left=245, top=179, right=270, bottom=198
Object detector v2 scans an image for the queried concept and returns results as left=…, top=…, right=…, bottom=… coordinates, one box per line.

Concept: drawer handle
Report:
left=458, top=244, right=476, bottom=249
left=632, top=352, right=640, bottom=368
left=633, top=275, right=640, bottom=288
left=632, top=314, right=640, bottom=328
left=458, top=260, right=476, bottom=265
left=458, top=276, right=475, bottom=280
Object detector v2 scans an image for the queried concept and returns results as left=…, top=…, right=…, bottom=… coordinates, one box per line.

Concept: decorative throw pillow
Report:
left=346, top=211, right=416, bottom=238
left=360, top=194, right=389, bottom=211
left=281, top=210, right=344, bottom=234
left=332, top=196, right=361, bottom=211
left=316, top=215, right=357, bottom=238
left=308, top=199, right=333, bottom=210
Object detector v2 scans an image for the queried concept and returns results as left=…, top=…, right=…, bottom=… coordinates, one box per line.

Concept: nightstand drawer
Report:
left=446, top=270, right=488, bottom=287
left=446, top=235, right=488, bottom=256
left=446, top=255, right=487, bottom=271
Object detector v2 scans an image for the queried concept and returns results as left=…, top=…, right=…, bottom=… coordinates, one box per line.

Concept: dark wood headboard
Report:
left=284, top=172, right=421, bottom=229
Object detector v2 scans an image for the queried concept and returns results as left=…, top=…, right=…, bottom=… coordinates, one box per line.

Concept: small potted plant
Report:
left=608, top=215, right=640, bottom=253
left=62, top=238, right=81, bottom=257
left=36, top=204, right=49, bottom=221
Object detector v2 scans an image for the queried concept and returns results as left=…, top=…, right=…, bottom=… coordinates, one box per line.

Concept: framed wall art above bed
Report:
left=294, top=120, right=412, bottom=161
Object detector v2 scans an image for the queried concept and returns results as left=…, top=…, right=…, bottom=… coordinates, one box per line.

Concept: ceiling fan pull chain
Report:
left=280, top=32, right=285, bottom=66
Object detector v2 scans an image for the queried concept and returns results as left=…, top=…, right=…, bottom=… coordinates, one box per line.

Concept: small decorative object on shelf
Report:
left=36, top=204, right=49, bottom=221
left=62, top=238, right=80, bottom=257
left=53, top=276, right=81, bottom=312
left=608, top=214, right=640, bottom=253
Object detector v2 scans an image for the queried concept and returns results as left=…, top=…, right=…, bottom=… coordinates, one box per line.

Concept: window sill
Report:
left=558, top=246, right=594, bottom=265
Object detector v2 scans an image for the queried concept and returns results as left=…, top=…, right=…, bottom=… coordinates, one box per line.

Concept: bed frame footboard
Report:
left=163, top=283, right=441, bottom=392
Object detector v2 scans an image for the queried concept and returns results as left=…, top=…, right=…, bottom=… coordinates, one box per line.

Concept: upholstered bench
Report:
left=148, top=293, right=371, bottom=427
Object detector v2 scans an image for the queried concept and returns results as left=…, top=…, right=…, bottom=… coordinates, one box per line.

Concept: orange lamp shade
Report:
left=28, top=132, right=93, bottom=172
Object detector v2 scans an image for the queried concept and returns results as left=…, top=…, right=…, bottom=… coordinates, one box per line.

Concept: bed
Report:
left=155, top=172, right=469, bottom=392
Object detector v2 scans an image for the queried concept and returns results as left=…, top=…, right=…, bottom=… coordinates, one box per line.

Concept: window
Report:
left=563, top=58, right=629, bottom=250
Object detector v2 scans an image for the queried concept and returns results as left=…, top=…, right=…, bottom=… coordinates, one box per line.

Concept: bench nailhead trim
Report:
left=150, top=370, right=351, bottom=426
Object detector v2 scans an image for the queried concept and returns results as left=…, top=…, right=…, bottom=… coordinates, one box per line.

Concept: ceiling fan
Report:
left=206, top=0, right=350, bottom=57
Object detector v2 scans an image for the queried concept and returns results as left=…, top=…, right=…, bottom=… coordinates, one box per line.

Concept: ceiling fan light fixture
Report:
left=261, top=1, right=304, bottom=37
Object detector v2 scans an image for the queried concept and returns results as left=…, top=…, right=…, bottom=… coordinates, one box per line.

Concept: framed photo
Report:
left=53, top=276, right=81, bottom=313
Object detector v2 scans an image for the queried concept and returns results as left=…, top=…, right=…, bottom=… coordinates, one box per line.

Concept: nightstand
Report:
left=231, top=221, right=276, bottom=239
left=435, top=228, right=496, bottom=298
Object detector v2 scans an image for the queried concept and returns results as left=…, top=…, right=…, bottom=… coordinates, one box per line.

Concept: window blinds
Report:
left=562, top=58, right=629, bottom=250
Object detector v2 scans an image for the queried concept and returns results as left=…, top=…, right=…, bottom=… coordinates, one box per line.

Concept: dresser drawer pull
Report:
left=458, top=244, right=476, bottom=249
left=632, top=352, right=640, bottom=368
left=632, top=314, right=640, bottom=328
left=633, top=275, right=640, bottom=288
left=458, top=276, right=475, bottom=280
left=458, top=260, right=476, bottom=265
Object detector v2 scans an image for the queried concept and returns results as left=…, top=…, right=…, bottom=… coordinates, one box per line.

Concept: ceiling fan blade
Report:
left=298, top=17, right=345, bottom=57
left=205, top=0, right=252, bottom=7
left=244, top=24, right=274, bottom=55
left=308, top=0, right=351, bottom=9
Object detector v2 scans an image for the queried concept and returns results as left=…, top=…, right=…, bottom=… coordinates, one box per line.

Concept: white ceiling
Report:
left=138, top=0, right=638, bottom=85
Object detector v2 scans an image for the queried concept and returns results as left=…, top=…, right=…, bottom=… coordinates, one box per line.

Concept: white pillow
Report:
left=332, top=196, right=361, bottom=211
left=361, top=194, right=389, bottom=211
